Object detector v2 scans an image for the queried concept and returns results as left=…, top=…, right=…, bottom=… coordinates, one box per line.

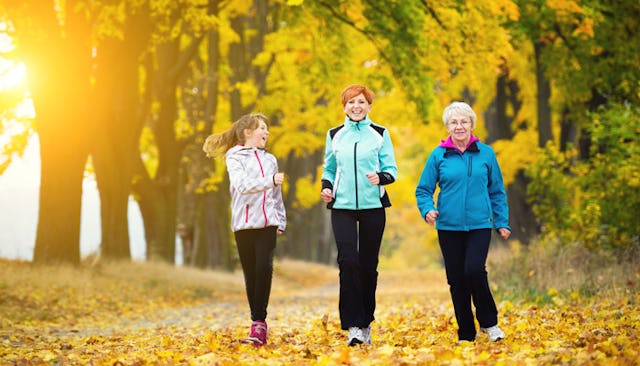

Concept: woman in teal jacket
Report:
left=416, top=101, right=511, bottom=343
left=321, top=84, right=398, bottom=346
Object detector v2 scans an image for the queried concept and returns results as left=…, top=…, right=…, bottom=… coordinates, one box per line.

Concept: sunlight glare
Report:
left=14, top=96, right=36, bottom=119
left=0, top=33, right=13, bottom=53
left=0, top=59, right=27, bottom=92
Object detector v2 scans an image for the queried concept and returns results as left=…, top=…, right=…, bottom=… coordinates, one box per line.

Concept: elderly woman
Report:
left=415, top=101, right=511, bottom=343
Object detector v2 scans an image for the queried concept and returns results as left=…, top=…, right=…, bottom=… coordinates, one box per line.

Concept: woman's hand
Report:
left=320, top=188, right=333, bottom=203
left=424, top=210, right=439, bottom=225
left=366, top=172, right=380, bottom=185
left=498, top=228, right=511, bottom=240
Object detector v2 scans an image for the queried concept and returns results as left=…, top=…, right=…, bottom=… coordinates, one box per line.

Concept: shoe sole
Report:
left=242, top=337, right=265, bottom=346
left=481, top=328, right=505, bottom=342
left=349, top=339, right=363, bottom=346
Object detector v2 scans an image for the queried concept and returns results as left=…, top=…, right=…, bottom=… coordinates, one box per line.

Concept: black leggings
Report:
left=438, top=229, right=498, bottom=341
left=331, top=208, right=386, bottom=330
left=235, top=226, right=277, bottom=322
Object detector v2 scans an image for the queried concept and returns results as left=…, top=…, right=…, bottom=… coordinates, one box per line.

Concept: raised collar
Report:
left=439, top=134, right=480, bottom=153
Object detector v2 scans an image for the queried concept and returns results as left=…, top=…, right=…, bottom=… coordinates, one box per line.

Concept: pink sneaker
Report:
left=248, top=320, right=268, bottom=346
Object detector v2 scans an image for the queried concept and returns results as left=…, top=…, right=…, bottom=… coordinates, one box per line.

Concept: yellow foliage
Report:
left=491, top=128, right=539, bottom=186
left=293, top=174, right=319, bottom=210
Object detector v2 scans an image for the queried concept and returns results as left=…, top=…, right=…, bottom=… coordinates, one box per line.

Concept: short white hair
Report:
left=442, top=101, right=477, bottom=129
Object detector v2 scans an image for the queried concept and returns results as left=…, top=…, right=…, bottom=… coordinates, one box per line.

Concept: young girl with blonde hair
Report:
left=203, top=113, right=286, bottom=347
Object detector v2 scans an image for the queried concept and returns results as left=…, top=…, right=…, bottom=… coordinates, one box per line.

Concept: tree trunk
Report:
left=535, top=42, right=553, bottom=148
left=17, top=2, right=93, bottom=264
left=91, top=5, right=151, bottom=260
left=486, top=69, right=538, bottom=244
left=277, top=150, right=335, bottom=263
left=133, top=33, right=203, bottom=263
left=173, top=0, right=234, bottom=270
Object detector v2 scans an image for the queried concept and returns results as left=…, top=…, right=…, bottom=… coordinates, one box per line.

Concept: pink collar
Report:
left=439, top=134, right=480, bottom=152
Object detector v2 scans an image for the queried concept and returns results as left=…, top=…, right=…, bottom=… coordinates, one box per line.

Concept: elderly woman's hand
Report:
left=424, top=210, right=439, bottom=225
left=498, top=228, right=511, bottom=240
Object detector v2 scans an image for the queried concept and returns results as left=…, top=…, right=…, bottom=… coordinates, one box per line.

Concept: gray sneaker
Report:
left=481, top=325, right=505, bottom=342
left=347, top=327, right=365, bottom=346
left=362, top=325, right=372, bottom=344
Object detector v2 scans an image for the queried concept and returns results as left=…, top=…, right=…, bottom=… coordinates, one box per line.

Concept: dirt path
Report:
left=2, top=263, right=459, bottom=365
left=46, top=267, right=450, bottom=340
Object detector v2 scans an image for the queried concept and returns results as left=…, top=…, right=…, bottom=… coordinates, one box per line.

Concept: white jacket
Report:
left=225, top=145, right=286, bottom=233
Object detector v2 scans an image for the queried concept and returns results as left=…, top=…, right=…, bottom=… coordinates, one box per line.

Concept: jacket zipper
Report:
left=254, top=150, right=269, bottom=227
left=353, top=142, right=359, bottom=210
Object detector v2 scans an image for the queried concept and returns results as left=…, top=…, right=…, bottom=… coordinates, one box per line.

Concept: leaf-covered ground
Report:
left=1, top=258, right=638, bottom=365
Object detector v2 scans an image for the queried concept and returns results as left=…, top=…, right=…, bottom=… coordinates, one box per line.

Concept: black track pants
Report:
left=331, top=208, right=386, bottom=330
left=438, top=229, right=498, bottom=341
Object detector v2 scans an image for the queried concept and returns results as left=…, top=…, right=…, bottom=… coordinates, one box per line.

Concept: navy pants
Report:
left=235, top=226, right=277, bottom=322
left=332, top=208, right=385, bottom=330
left=438, top=229, right=498, bottom=341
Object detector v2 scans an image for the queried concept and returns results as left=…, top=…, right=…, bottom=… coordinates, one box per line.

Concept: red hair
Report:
left=341, top=84, right=374, bottom=106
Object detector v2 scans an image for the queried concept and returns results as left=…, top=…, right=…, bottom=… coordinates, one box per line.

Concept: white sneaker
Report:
left=481, top=325, right=505, bottom=342
left=347, top=327, right=365, bottom=346
left=362, top=325, right=372, bottom=344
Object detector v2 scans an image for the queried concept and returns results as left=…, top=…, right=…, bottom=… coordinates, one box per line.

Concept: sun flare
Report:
left=0, top=58, right=27, bottom=92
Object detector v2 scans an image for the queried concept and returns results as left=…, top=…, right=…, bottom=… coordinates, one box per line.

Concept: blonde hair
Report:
left=442, top=101, right=477, bottom=129
left=202, top=113, right=269, bottom=158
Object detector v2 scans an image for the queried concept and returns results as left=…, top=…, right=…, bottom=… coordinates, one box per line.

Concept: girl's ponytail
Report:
left=202, top=113, right=268, bottom=158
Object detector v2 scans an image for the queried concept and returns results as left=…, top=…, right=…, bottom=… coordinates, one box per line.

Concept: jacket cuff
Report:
left=321, top=179, right=333, bottom=191
left=377, top=172, right=395, bottom=185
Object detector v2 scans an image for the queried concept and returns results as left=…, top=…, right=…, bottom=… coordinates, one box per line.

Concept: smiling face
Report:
left=343, top=93, right=372, bottom=121
left=446, top=113, right=473, bottom=145
left=244, top=119, right=269, bottom=149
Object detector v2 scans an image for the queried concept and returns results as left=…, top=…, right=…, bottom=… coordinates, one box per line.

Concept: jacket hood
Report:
left=439, top=134, right=480, bottom=151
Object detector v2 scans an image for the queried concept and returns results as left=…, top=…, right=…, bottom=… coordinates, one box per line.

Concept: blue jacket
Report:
left=322, top=115, right=398, bottom=210
left=415, top=138, right=510, bottom=231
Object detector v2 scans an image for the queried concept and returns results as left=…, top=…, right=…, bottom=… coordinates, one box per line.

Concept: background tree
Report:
left=5, top=1, right=94, bottom=264
left=2, top=0, right=637, bottom=266
left=91, top=1, right=152, bottom=260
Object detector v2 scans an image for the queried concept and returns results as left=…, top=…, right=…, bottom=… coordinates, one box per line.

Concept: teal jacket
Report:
left=322, top=115, right=398, bottom=210
left=415, top=136, right=510, bottom=231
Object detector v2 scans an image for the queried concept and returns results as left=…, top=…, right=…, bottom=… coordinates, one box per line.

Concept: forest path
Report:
left=3, top=258, right=638, bottom=365
left=0, top=259, right=485, bottom=365
left=48, top=264, right=450, bottom=340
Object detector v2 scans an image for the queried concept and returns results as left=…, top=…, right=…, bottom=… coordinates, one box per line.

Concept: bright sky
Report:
left=0, top=137, right=148, bottom=261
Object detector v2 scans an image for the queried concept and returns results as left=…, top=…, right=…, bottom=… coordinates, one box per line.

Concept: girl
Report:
left=203, top=113, right=286, bottom=347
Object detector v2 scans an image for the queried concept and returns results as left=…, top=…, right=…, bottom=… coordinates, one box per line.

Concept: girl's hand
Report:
left=320, top=188, right=333, bottom=203
left=277, top=230, right=284, bottom=235
left=274, top=172, right=284, bottom=185
left=424, top=210, right=438, bottom=225
left=366, top=172, right=380, bottom=185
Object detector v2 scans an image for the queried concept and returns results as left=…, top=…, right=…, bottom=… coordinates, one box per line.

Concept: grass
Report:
left=488, top=240, right=640, bottom=303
